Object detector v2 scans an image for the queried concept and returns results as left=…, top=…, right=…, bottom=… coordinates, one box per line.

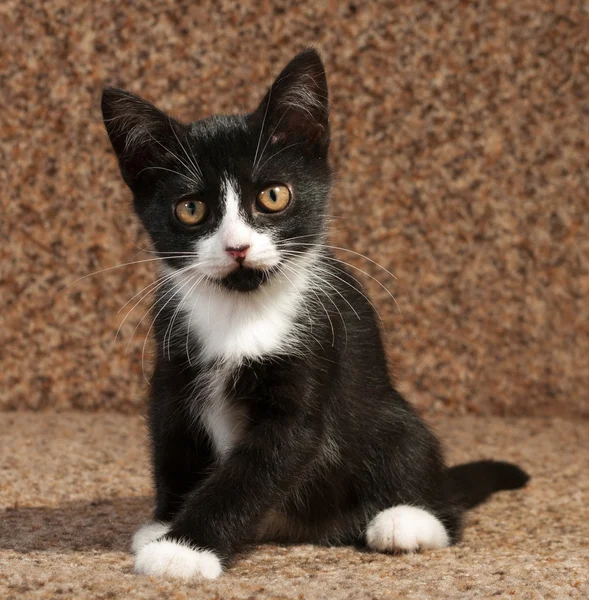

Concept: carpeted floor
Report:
left=1, top=413, right=587, bottom=599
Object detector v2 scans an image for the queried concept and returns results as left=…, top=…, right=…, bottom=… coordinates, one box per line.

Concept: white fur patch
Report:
left=365, top=506, right=450, bottom=552
left=168, top=248, right=317, bottom=364
left=134, top=539, right=222, bottom=580
left=132, top=521, right=171, bottom=554
left=196, top=178, right=280, bottom=279
left=197, top=363, right=245, bottom=459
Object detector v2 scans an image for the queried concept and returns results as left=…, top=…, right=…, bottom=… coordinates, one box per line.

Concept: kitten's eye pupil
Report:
left=257, top=184, right=291, bottom=213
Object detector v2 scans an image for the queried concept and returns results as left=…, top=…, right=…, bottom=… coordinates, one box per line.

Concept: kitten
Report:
left=101, top=49, right=529, bottom=580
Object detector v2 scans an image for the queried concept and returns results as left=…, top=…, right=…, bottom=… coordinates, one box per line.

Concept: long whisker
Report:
left=273, top=263, right=314, bottom=331
left=185, top=278, right=210, bottom=367
left=277, top=232, right=327, bottom=244
left=168, top=114, right=203, bottom=180
left=273, top=264, right=326, bottom=358
left=279, top=250, right=384, bottom=322
left=253, top=109, right=289, bottom=176
left=252, top=86, right=272, bottom=175
left=280, top=244, right=401, bottom=316
left=114, top=262, right=208, bottom=346
left=128, top=238, right=159, bottom=259
left=114, top=267, right=187, bottom=345
left=312, top=270, right=360, bottom=323
left=59, top=255, right=205, bottom=293
left=142, top=128, right=203, bottom=185
left=124, top=273, right=188, bottom=356
left=280, top=262, right=335, bottom=347
left=312, top=288, right=336, bottom=348
left=141, top=273, right=203, bottom=385
left=136, top=166, right=200, bottom=186
left=118, top=261, right=210, bottom=315
left=254, top=140, right=304, bottom=177
left=164, top=273, right=206, bottom=360
left=131, top=250, right=203, bottom=256
left=129, top=249, right=201, bottom=256
left=313, top=264, right=381, bottom=322
left=282, top=256, right=359, bottom=321
left=279, top=241, right=398, bottom=281
left=281, top=260, right=347, bottom=350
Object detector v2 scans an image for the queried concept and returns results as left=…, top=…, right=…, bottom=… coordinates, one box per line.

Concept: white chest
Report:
left=189, top=287, right=297, bottom=362
left=163, top=249, right=316, bottom=364
left=180, top=274, right=311, bottom=364
left=196, top=363, right=245, bottom=459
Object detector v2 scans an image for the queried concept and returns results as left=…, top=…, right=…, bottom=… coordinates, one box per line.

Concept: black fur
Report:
left=448, top=461, right=530, bottom=510
left=102, top=49, right=529, bottom=568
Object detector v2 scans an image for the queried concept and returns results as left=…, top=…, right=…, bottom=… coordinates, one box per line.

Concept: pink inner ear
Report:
left=308, top=124, right=325, bottom=145
left=270, top=122, right=325, bottom=145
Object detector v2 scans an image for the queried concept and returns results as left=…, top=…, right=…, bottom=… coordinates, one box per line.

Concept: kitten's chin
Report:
left=216, top=266, right=273, bottom=293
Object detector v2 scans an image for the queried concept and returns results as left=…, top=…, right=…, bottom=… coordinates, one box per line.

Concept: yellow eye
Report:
left=175, top=199, right=207, bottom=226
left=257, top=184, right=291, bottom=213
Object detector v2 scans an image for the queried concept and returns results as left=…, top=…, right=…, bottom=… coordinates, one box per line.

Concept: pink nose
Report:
left=225, top=245, right=250, bottom=263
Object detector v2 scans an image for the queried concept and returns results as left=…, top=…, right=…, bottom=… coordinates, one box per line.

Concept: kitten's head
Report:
left=102, top=49, right=330, bottom=293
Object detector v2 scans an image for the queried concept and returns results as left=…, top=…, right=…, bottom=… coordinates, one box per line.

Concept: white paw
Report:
left=366, top=505, right=450, bottom=552
left=132, top=521, right=171, bottom=554
left=134, top=538, right=223, bottom=580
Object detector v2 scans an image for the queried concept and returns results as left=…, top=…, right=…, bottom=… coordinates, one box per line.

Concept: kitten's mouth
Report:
left=216, top=265, right=274, bottom=293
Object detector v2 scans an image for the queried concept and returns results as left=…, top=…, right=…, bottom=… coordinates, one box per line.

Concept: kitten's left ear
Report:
left=252, top=49, right=329, bottom=152
left=101, top=87, right=186, bottom=188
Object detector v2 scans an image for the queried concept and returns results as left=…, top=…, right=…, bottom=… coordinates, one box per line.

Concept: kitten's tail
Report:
left=448, top=460, right=530, bottom=510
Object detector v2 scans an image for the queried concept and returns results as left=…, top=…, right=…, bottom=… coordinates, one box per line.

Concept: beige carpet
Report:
left=1, top=413, right=587, bottom=599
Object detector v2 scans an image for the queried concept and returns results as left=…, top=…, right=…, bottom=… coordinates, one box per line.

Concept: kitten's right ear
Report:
left=251, top=49, right=330, bottom=154
left=101, top=87, right=184, bottom=187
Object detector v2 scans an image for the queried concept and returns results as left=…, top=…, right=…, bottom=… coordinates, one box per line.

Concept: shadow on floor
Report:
left=0, top=496, right=153, bottom=553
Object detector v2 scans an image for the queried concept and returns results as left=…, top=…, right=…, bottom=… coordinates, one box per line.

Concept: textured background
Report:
left=2, top=0, right=588, bottom=415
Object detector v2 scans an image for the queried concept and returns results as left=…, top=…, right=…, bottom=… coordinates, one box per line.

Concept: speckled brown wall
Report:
left=2, top=0, right=588, bottom=415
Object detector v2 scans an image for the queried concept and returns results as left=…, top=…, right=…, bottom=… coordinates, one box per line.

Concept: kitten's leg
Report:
left=133, top=422, right=220, bottom=579
left=365, top=505, right=450, bottom=552
left=147, top=366, right=214, bottom=523
left=134, top=402, right=320, bottom=580
left=150, top=424, right=212, bottom=523
left=132, top=425, right=208, bottom=557
left=134, top=370, right=214, bottom=560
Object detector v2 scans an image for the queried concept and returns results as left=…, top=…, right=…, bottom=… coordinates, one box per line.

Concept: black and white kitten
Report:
left=101, top=49, right=529, bottom=580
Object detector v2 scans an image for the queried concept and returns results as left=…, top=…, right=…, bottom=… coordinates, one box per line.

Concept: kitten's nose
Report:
left=225, top=245, right=250, bottom=264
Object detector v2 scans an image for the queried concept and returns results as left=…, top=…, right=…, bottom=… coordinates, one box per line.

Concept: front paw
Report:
left=134, top=538, right=223, bottom=580
left=366, top=505, right=449, bottom=552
